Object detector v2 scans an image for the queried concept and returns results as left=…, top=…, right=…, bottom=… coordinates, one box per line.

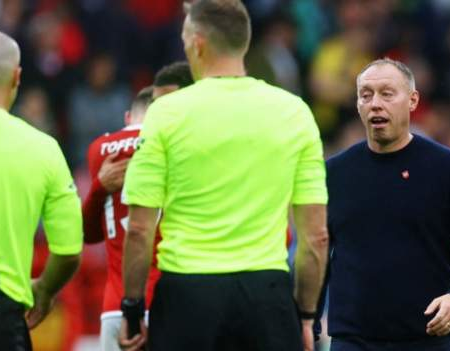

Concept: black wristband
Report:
left=121, top=297, right=145, bottom=320
left=299, top=310, right=317, bottom=320
left=121, top=297, right=145, bottom=338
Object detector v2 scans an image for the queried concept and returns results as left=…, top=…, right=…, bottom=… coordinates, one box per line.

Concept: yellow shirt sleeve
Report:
left=123, top=102, right=168, bottom=208
left=291, top=102, right=328, bottom=205
left=42, top=139, right=83, bottom=254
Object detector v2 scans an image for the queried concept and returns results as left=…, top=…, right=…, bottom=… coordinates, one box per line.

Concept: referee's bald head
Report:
left=0, top=32, right=20, bottom=86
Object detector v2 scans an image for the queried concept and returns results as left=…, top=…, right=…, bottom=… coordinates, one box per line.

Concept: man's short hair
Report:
left=357, top=58, right=416, bottom=91
left=185, top=0, right=251, bottom=55
left=0, top=32, right=20, bottom=85
left=131, top=86, right=153, bottom=113
left=154, top=61, right=193, bottom=89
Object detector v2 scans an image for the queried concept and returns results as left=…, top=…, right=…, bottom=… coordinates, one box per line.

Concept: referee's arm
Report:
left=122, top=205, right=159, bottom=298
left=290, top=101, right=329, bottom=350
left=119, top=205, right=158, bottom=349
left=293, top=204, right=329, bottom=314
left=292, top=102, right=329, bottom=314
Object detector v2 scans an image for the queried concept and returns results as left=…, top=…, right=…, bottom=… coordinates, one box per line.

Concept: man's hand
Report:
left=118, top=318, right=147, bottom=351
left=25, top=279, right=54, bottom=329
left=425, top=293, right=450, bottom=336
left=98, top=153, right=130, bottom=193
left=301, top=319, right=315, bottom=351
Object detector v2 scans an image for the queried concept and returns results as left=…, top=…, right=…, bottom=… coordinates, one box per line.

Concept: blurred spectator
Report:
left=246, top=12, right=301, bottom=94
left=244, top=0, right=281, bottom=21
left=432, top=0, right=450, bottom=12
left=434, top=23, right=450, bottom=101
left=406, top=56, right=434, bottom=124
left=19, top=6, right=87, bottom=135
left=419, top=101, right=450, bottom=147
left=309, top=0, right=374, bottom=140
left=77, top=0, right=137, bottom=74
left=290, top=0, right=331, bottom=61
left=0, top=0, right=24, bottom=37
left=123, top=0, right=181, bottom=29
left=26, top=7, right=87, bottom=79
left=67, top=53, right=131, bottom=169
left=27, top=12, right=64, bottom=76
left=14, top=86, right=55, bottom=135
left=58, top=5, right=88, bottom=67
left=244, top=0, right=287, bottom=37
left=365, top=0, right=399, bottom=55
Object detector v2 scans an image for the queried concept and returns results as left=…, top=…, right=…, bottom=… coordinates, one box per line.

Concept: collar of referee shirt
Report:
left=208, top=75, right=247, bottom=78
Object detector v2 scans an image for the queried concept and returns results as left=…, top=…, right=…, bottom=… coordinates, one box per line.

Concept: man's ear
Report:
left=12, top=66, right=21, bottom=89
left=356, top=95, right=362, bottom=116
left=193, top=33, right=206, bottom=59
left=409, top=90, right=420, bottom=112
left=124, top=110, right=132, bottom=126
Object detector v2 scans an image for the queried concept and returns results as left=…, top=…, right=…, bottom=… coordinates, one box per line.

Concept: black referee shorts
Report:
left=147, top=270, right=303, bottom=351
left=0, top=289, right=33, bottom=351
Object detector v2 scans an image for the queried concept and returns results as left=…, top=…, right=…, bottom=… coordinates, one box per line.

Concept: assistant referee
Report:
left=0, top=32, right=82, bottom=350
left=119, top=1, right=329, bottom=351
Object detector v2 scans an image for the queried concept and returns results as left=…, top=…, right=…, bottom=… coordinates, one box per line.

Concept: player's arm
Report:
left=82, top=141, right=107, bottom=243
left=82, top=176, right=108, bottom=244
left=83, top=149, right=130, bottom=244
left=27, top=139, right=83, bottom=329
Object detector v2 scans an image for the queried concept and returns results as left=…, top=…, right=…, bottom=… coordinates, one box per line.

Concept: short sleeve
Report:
left=123, top=102, right=167, bottom=208
left=42, top=140, right=83, bottom=254
left=291, top=103, right=328, bottom=205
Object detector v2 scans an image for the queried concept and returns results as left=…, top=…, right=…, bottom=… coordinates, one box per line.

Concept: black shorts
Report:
left=0, top=289, right=32, bottom=351
left=147, top=270, right=303, bottom=351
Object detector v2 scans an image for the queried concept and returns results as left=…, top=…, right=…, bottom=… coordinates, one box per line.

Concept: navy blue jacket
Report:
left=326, top=135, right=450, bottom=341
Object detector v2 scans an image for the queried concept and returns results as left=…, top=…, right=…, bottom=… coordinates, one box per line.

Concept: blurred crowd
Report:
left=4, top=0, right=450, bottom=168
left=2, top=0, right=450, bottom=349
left=245, top=0, right=450, bottom=155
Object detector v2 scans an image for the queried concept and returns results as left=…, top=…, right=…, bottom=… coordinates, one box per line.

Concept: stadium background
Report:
left=1, top=0, right=449, bottom=349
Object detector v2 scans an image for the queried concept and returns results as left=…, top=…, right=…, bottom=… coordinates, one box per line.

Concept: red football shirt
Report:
left=83, top=125, right=161, bottom=313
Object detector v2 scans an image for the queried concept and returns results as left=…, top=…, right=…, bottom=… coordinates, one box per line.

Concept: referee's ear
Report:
left=12, top=66, right=21, bottom=89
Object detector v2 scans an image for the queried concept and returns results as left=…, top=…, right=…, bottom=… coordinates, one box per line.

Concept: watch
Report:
left=120, top=297, right=145, bottom=320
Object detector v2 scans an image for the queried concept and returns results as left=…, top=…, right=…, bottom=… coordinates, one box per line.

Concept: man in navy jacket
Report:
left=325, top=58, right=450, bottom=351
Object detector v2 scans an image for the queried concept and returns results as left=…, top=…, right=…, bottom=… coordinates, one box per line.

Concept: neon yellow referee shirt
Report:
left=0, top=109, right=82, bottom=307
left=124, top=77, right=327, bottom=273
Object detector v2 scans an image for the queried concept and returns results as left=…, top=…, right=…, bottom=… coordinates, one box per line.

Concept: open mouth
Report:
left=369, top=117, right=389, bottom=128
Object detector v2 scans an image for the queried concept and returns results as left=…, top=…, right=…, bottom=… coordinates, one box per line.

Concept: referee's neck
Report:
left=200, top=57, right=246, bottom=80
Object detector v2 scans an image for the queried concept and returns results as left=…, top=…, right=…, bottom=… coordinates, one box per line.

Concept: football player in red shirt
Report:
left=82, top=62, right=193, bottom=351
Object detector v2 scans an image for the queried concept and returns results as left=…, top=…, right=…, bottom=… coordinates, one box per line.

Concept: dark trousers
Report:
left=0, top=290, right=32, bottom=351
left=331, top=335, right=450, bottom=351
left=147, top=270, right=303, bottom=351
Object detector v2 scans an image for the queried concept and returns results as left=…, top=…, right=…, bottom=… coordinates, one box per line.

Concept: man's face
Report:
left=357, top=64, right=419, bottom=148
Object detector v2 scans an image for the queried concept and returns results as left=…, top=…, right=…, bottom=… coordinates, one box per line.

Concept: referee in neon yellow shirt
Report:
left=0, top=32, right=82, bottom=350
left=119, top=1, right=328, bottom=351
